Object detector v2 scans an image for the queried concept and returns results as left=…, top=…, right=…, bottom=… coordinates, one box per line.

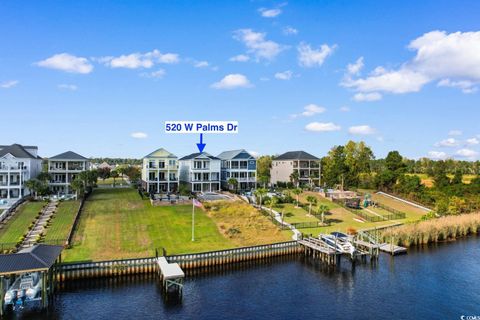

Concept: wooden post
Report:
left=41, top=271, right=48, bottom=309
left=0, top=276, right=4, bottom=317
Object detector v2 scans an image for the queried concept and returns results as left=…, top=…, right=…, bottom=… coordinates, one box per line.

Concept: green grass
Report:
left=0, top=201, right=45, bottom=248
left=273, top=203, right=318, bottom=223
left=43, top=200, right=81, bottom=242
left=97, top=177, right=129, bottom=186
left=63, top=188, right=234, bottom=262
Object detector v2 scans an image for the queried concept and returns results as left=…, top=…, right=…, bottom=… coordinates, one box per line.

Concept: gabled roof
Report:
left=179, top=152, right=220, bottom=161
left=144, top=148, right=177, bottom=159
left=217, top=149, right=256, bottom=160
left=0, top=244, right=63, bottom=275
left=273, top=151, right=319, bottom=161
left=0, top=144, right=39, bottom=159
left=49, top=151, right=88, bottom=160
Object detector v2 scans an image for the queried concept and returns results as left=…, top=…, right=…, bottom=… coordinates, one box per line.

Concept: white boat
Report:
left=330, top=232, right=356, bottom=258
left=4, top=272, right=42, bottom=305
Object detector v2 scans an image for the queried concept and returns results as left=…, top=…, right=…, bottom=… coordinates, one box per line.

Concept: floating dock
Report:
left=379, top=243, right=407, bottom=255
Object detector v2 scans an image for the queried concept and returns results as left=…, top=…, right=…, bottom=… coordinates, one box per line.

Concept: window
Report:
left=149, top=161, right=156, bottom=169
left=194, top=173, right=202, bottom=181
left=158, top=161, right=165, bottom=169
left=193, top=184, right=201, bottom=191
left=169, top=173, right=176, bottom=180
left=194, top=161, right=202, bottom=169
left=169, top=160, right=176, bottom=166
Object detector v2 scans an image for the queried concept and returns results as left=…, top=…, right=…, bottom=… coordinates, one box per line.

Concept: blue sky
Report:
left=1, top=1, right=480, bottom=160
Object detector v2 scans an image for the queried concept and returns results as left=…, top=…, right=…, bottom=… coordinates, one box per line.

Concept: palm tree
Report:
left=70, top=179, right=85, bottom=199
left=269, top=196, right=279, bottom=213
left=25, top=179, right=41, bottom=199
left=292, top=188, right=302, bottom=208
left=110, top=170, right=119, bottom=186
left=317, top=204, right=329, bottom=225
left=227, top=178, right=238, bottom=193
left=306, top=195, right=317, bottom=216
left=289, top=170, right=300, bottom=187
left=254, top=188, right=268, bottom=206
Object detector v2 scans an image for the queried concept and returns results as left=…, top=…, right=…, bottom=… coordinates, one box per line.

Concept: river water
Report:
left=6, top=237, right=480, bottom=319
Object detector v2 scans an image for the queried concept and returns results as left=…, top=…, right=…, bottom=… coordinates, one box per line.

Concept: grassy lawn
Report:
left=0, top=201, right=45, bottom=249
left=43, top=200, right=80, bottom=243
left=368, top=192, right=428, bottom=222
left=96, top=177, right=129, bottom=186
left=273, top=203, right=318, bottom=223
left=64, top=188, right=237, bottom=262
left=204, top=201, right=291, bottom=246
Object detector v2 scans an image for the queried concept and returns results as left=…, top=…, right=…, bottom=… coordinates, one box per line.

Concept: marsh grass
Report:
left=382, top=213, right=480, bottom=246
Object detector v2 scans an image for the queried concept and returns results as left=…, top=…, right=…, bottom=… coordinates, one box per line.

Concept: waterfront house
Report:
left=217, top=149, right=257, bottom=191
left=141, top=148, right=179, bottom=193
left=47, top=151, right=90, bottom=195
left=0, top=144, right=42, bottom=204
left=270, top=151, right=320, bottom=186
left=178, top=152, right=220, bottom=192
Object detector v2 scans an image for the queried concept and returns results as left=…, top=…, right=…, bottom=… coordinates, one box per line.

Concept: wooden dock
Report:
left=379, top=243, right=407, bottom=255
left=157, top=257, right=184, bottom=298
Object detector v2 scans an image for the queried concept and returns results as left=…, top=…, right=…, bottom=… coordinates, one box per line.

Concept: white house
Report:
left=0, top=144, right=43, bottom=204
left=217, top=149, right=257, bottom=191
left=179, top=152, right=221, bottom=192
left=270, top=151, right=320, bottom=186
left=141, top=148, right=179, bottom=193
left=47, top=151, right=90, bottom=195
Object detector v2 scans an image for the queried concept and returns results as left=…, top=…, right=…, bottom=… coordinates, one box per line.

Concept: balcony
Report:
left=0, top=165, right=27, bottom=171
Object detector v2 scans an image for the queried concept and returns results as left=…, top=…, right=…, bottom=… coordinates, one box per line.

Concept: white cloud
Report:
left=352, top=92, right=382, bottom=102
left=342, top=31, right=480, bottom=98
left=297, top=42, right=336, bottom=68
left=248, top=150, right=260, bottom=158
left=229, top=54, right=250, bottom=62
left=131, top=132, right=148, bottom=139
left=211, top=74, right=252, bottom=89
left=234, top=29, right=285, bottom=61
left=258, top=8, right=282, bottom=18
left=449, top=130, right=462, bottom=136
left=0, top=80, right=19, bottom=89
left=456, top=148, right=478, bottom=159
left=57, top=84, right=78, bottom=91
left=36, top=53, right=93, bottom=74
left=348, top=125, right=376, bottom=135
left=274, top=70, right=293, bottom=80
left=305, top=122, right=341, bottom=132
left=437, top=78, right=477, bottom=93
left=339, top=106, right=350, bottom=112
left=283, top=26, right=298, bottom=35
left=347, top=57, right=364, bottom=76
left=435, top=138, right=459, bottom=147
left=194, top=61, right=209, bottom=68
left=101, top=50, right=179, bottom=69
left=428, top=151, right=448, bottom=160
left=466, top=137, right=480, bottom=145
left=140, top=69, right=166, bottom=79
left=291, top=104, right=326, bottom=118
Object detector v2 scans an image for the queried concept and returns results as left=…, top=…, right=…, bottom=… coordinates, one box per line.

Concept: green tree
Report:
left=25, top=179, right=42, bottom=198
left=110, top=170, right=119, bottom=186
left=432, top=161, right=450, bottom=188
left=317, top=204, right=329, bottom=225
left=305, top=195, right=317, bottom=216
left=451, top=169, right=463, bottom=185
left=70, top=179, right=85, bottom=198
left=292, top=188, right=302, bottom=208
left=322, top=145, right=347, bottom=187
left=268, top=196, right=279, bottom=213
left=256, top=156, right=272, bottom=188
left=254, top=188, right=268, bottom=206
left=289, top=170, right=300, bottom=187
left=97, top=167, right=111, bottom=181
left=227, top=178, right=238, bottom=192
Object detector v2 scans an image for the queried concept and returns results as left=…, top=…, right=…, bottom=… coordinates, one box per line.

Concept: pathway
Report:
left=258, top=205, right=302, bottom=240
left=20, top=200, right=58, bottom=249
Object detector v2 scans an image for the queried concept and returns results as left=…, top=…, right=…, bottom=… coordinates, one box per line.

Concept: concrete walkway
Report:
left=258, top=205, right=302, bottom=240
left=21, top=200, right=58, bottom=249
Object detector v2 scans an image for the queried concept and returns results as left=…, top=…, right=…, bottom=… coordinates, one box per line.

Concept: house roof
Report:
left=0, top=144, right=39, bottom=159
left=49, top=151, right=88, bottom=160
left=217, top=149, right=256, bottom=160
left=273, top=151, right=319, bottom=161
left=0, top=244, right=63, bottom=275
left=144, top=148, right=177, bottom=159
left=179, top=152, right=220, bottom=161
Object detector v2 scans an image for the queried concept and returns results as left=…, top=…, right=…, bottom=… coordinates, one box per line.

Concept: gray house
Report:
left=217, top=149, right=257, bottom=191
